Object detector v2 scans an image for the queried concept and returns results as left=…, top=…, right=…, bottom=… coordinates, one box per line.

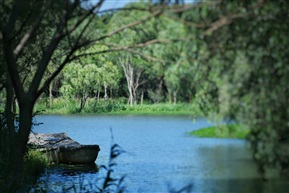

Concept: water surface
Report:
left=31, top=115, right=288, bottom=193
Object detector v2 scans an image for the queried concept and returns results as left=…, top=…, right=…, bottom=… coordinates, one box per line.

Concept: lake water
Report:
left=30, top=115, right=288, bottom=193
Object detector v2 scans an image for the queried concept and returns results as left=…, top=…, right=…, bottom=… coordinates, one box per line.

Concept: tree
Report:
left=0, top=0, right=182, bottom=190
left=60, top=44, right=120, bottom=111
left=119, top=54, right=145, bottom=106
left=164, top=65, right=180, bottom=105
left=61, top=63, right=101, bottom=112
left=182, top=0, right=289, bottom=175
left=150, top=15, right=190, bottom=103
left=0, top=1, right=108, bottom=189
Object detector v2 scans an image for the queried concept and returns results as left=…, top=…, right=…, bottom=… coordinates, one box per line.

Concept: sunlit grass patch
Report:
left=189, top=124, right=250, bottom=139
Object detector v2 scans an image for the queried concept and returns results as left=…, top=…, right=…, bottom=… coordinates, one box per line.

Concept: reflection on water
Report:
left=30, top=115, right=288, bottom=193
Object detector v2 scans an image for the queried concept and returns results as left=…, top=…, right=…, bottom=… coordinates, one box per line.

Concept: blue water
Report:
left=30, top=115, right=288, bottom=193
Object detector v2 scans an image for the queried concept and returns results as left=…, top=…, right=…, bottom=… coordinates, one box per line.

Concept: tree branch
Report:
left=13, top=1, right=49, bottom=57
left=6, top=0, right=23, bottom=39
left=84, top=9, right=163, bottom=46
left=62, top=0, right=104, bottom=38
left=126, top=48, right=165, bottom=63
left=70, top=37, right=190, bottom=61
left=202, top=13, right=246, bottom=36
left=29, top=0, right=103, bottom=98
left=35, top=1, right=105, bottom=99
left=12, top=0, right=41, bottom=41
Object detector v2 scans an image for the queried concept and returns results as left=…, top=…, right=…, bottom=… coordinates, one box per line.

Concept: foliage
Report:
left=189, top=124, right=250, bottom=139
left=60, top=45, right=121, bottom=112
left=182, top=0, right=289, bottom=175
left=147, top=88, right=164, bottom=104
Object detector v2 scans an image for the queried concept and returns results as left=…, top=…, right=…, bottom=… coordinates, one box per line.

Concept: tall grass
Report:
left=23, top=149, right=49, bottom=184
left=34, top=98, right=196, bottom=115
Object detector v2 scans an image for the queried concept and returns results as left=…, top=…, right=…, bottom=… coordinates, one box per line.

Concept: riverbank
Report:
left=34, top=98, right=198, bottom=116
left=188, top=124, right=250, bottom=139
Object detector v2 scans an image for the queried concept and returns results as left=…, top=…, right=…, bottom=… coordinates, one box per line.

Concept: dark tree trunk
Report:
left=7, top=100, right=33, bottom=191
left=79, top=96, right=88, bottom=113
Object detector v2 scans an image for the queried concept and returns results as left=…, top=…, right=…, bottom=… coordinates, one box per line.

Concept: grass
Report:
left=0, top=149, right=49, bottom=192
left=34, top=98, right=197, bottom=116
left=189, top=124, right=250, bottom=139
left=23, top=149, right=48, bottom=183
left=107, top=103, right=195, bottom=115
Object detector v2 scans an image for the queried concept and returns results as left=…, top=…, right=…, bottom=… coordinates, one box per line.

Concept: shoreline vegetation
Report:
left=188, top=124, right=250, bottom=139
left=33, top=98, right=199, bottom=116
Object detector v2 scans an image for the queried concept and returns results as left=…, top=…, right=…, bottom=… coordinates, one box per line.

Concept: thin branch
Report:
left=97, top=7, right=149, bottom=14
left=6, top=0, right=24, bottom=39
left=201, top=0, right=265, bottom=36
left=35, top=49, right=74, bottom=99
left=202, top=13, right=246, bottom=36
left=29, top=0, right=104, bottom=97
left=12, top=0, right=41, bottom=40
left=162, top=0, right=222, bottom=14
left=85, top=9, right=162, bottom=46
left=28, top=0, right=79, bottom=96
left=168, top=14, right=206, bottom=28
left=62, top=0, right=105, bottom=38
left=73, top=9, right=98, bottom=49
left=13, top=1, right=48, bottom=57
left=126, top=48, right=165, bottom=63
left=35, top=1, right=105, bottom=98
left=2, top=0, right=26, bottom=101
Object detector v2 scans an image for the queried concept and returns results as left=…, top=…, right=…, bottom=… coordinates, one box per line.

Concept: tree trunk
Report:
left=173, top=91, right=177, bottom=105
left=104, top=83, right=108, bottom=100
left=132, top=87, right=137, bottom=105
left=119, top=55, right=144, bottom=107
left=168, top=91, right=172, bottom=104
left=49, top=83, right=53, bottom=107
left=94, top=90, right=98, bottom=108
left=128, top=87, right=133, bottom=106
left=5, top=77, right=15, bottom=132
left=141, top=91, right=144, bottom=105
left=7, top=101, right=33, bottom=191
left=79, top=96, right=88, bottom=113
